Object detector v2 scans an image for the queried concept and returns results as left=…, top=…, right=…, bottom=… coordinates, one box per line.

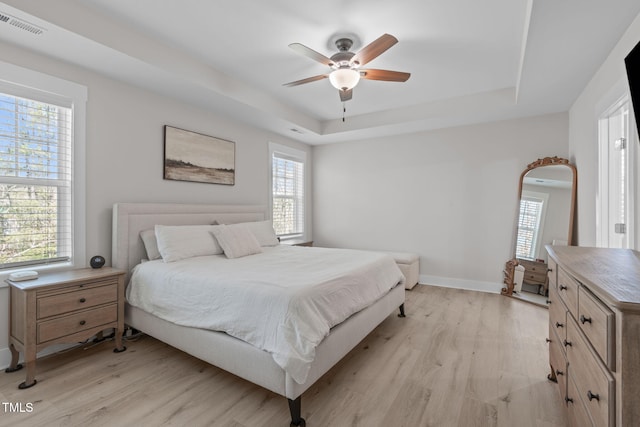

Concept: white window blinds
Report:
left=516, top=196, right=544, bottom=259
left=272, top=152, right=304, bottom=236
left=0, top=92, right=72, bottom=269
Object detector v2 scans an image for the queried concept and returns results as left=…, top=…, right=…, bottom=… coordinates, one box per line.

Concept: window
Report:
left=0, top=61, right=86, bottom=273
left=269, top=143, right=306, bottom=238
left=516, top=191, right=548, bottom=259
left=0, top=94, right=71, bottom=268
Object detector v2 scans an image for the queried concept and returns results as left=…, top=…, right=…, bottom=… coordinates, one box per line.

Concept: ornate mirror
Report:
left=502, top=157, right=577, bottom=304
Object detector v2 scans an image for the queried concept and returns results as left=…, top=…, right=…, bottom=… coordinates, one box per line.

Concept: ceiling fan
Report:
left=284, top=33, right=410, bottom=102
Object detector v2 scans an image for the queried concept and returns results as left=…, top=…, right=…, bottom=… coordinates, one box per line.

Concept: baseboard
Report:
left=0, top=346, right=12, bottom=370
left=418, top=274, right=503, bottom=294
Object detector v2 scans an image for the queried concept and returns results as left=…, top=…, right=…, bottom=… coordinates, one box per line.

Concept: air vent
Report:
left=0, top=12, right=45, bottom=35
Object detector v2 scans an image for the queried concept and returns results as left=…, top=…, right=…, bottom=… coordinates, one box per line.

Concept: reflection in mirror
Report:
left=502, top=157, right=577, bottom=307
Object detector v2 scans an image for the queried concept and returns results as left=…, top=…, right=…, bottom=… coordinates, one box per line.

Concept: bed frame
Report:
left=112, top=203, right=405, bottom=426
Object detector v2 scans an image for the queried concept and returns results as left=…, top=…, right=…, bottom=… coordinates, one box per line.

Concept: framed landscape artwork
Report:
left=163, top=126, right=235, bottom=185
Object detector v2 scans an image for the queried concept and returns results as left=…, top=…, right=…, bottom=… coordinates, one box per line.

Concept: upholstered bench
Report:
left=385, top=251, right=420, bottom=290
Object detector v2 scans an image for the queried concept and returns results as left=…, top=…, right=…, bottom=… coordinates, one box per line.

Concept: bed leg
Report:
left=287, top=396, right=306, bottom=427
left=398, top=303, right=406, bottom=318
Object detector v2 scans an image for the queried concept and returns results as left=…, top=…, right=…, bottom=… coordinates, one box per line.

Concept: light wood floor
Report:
left=0, top=285, right=567, bottom=427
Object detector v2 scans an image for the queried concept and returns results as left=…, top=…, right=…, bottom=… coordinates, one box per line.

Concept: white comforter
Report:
left=126, top=245, right=404, bottom=384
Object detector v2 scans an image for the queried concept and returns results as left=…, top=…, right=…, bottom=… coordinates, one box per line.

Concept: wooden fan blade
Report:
left=360, top=69, right=410, bottom=82
left=339, top=88, right=353, bottom=102
left=352, top=34, right=398, bottom=66
left=289, top=43, right=334, bottom=67
left=283, top=74, right=329, bottom=87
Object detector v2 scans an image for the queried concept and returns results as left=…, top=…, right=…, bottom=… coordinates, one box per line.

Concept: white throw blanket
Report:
left=126, top=245, right=404, bottom=384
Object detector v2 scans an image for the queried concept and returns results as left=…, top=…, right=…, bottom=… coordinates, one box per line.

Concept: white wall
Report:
left=0, top=41, right=312, bottom=368
left=569, top=12, right=640, bottom=247
left=313, top=113, right=569, bottom=292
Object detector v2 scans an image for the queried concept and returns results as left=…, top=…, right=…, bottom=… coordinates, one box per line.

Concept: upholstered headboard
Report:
left=112, top=203, right=267, bottom=279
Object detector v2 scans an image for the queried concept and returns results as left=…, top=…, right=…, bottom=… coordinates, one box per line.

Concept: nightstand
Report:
left=5, top=267, right=127, bottom=389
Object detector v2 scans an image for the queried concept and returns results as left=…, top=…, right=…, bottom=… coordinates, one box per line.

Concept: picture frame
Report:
left=163, top=125, right=235, bottom=185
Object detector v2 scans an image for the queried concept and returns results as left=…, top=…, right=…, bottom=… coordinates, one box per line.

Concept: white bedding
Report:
left=126, top=245, right=404, bottom=384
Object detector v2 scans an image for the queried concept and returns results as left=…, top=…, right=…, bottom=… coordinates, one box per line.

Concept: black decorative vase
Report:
left=90, top=255, right=105, bottom=269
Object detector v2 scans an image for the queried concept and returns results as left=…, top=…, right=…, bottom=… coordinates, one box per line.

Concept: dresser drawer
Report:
left=549, top=286, right=567, bottom=347
left=37, top=284, right=118, bottom=319
left=566, top=317, right=614, bottom=427
left=578, top=286, right=615, bottom=370
left=549, top=327, right=568, bottom=402
left=567, top=377, right=595, bottom=427
left=547, top=258, right=557, bottom=289
left=37, top=304, right=118, bottom=344
left=558, top=267, right=579, bottom=317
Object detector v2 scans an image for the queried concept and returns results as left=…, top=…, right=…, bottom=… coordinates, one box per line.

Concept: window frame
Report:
left=516, top=190, right=549, bottom=260
left=268, top=142, right=308, bottom=242
left=0, top=61, right=87, bottom=279
left=597, top=94, right=637, bottom=249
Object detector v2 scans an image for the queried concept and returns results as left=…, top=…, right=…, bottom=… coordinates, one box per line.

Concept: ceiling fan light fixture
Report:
left=329, top=68, right=360, bottom=91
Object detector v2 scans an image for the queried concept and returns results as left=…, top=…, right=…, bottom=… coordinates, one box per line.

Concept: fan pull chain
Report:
left=342, top=103, right=346, bottom=122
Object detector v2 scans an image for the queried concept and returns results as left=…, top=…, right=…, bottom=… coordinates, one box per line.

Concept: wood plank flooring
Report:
left=0, top=285, right=567, bottom=427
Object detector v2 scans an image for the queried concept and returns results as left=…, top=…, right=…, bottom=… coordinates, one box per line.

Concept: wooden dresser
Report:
left=5, top=268, right=126, bottom=389
left=546, top=246, right=640, bottom=426
left=518, top=258, right=549, bottom=295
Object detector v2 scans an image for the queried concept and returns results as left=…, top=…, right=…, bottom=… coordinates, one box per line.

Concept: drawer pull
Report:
left=546, top=338, right=551, bottom=343
left=563, top=339, right=572, bottom=347
left=555, top=322, right=564, bottom=328
left=79, top=298, right=86, bottom=303
left=555, top=369, right=564, bottom=376
left=546, top=300, right=552, bottom=304
left=565, top=396, right=574, bottom=404
left=79, top=320, right=86, bottom=326
left=580, top=314, right=592, bottom=324
left=548, top=268, right=553, bottom=272
left=587, top=390, right=600, bottom=401
left=559, top=285, right=567, bottom=291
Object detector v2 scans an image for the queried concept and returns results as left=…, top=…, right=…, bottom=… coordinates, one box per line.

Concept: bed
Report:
left=112, top=203, right=406, bottom=426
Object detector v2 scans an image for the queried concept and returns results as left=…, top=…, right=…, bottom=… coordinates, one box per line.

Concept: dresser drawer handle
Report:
left=555, top=369, right=564, bottom=376
left=79, top=298, right=86, bottom=303
left=565, top=396, right=574, bottom=404
left=546, top=338, right=551, bottom=343
left=563, top=339, right=572, bottom=347
left=559, top=285, right=567, bottom=291
left=547, top=268, right=553, bottom=272
left=580, top=315, right=592, bottom=324
left=555, top=322, right=564, bottom=328
left=546, top=300, right=551, bottom=304
left=79, top=320, right=86, bottom=326
left=587, top=391, right=600, bottom=401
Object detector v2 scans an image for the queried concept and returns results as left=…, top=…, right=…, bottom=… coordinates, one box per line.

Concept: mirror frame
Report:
left=501, top=156, right=577, bottom=297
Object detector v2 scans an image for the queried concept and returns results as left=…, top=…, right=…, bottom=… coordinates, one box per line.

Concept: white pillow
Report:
left=155, top=224, right=223, bottom=262
left=241, top=220, right=280, bottom=246
left=211, top=224, right=262, bottom=259
left=140, top=229, right=162, bottom=260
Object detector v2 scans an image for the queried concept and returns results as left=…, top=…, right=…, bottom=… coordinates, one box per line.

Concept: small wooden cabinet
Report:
left=518, top=258, right=549, bottom=295
left=5, top=268, right=126, bottom=389
left=547, top=246, right=640, bottom=426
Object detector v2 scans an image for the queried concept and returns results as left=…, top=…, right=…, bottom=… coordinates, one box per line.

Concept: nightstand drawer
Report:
left=37, top=284, right=118, bottom=319
left=37, top=304, right=117, bottom=344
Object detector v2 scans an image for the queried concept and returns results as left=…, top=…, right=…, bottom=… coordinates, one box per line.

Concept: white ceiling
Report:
left=0, top=0, right=639, bottom=144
